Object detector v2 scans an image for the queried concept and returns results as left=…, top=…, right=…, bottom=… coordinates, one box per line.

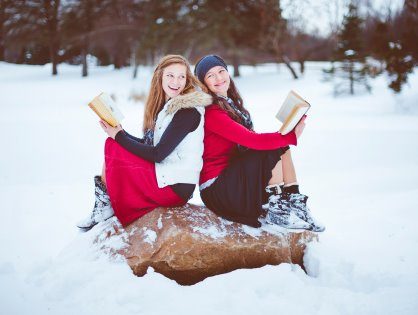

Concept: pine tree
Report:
left=384, top=0, right=417, bottom=93
left=3, top=0, right=61, bottom=74
left=336, top=3, right=363, bottom=60
left=61, top=0, right=105, bottom=77
left=0, top=0, right=10, bottom=61
left=325, top=3, right=371, bottom=95
left=400, top=0, right=418, bottom=61
left=42, top=0, right=60, bottom=75
left=369, top=20, right=390, bottom=61
left=385, top=42, right=414, bottom=93
left=137, top=0, right=187, bottom=63
left=187, top=0, right=265, bottom=77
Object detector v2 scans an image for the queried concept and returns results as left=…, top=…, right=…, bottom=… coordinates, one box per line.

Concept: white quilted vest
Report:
left=153, top=100, right=205, bottom=188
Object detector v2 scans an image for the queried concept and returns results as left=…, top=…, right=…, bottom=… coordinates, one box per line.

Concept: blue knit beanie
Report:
left=194, top=55, right=228, bottom=83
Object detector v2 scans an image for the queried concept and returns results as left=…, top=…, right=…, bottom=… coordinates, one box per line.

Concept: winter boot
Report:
left=77, top=175, right=114, bottom=232
left=286, top=193, right=325, bottom=232
left=265, top=185, right=311, bottom=230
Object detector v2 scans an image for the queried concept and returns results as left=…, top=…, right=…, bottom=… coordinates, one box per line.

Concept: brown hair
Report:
left=142, top=55, right=202, bottom=132
left=202, top=75, right=252, bottom=126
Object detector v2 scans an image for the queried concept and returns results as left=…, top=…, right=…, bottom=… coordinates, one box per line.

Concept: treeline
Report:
left=0, top=0, right=416, bottom=88
left=0, top=0, right=331, bottom=78
left=325, top=0, right=417, bottom=94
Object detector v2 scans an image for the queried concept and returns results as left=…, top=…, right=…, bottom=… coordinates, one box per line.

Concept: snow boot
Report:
left=286, top=193, right=325, bottom=232
left=77, top=175, right=114, bottom=232
left=265, top=185, right=311, bottom=230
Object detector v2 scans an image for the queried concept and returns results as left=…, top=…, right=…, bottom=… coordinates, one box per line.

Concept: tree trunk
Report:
left=43, top=0, right=60, bottom=75
left=52, top=54, right=58, bottom=75
left=349, top=60, right=354, bottom=95
left=81, top=0, right=92, bottom=77
left=82, top=45, right=88, bottom=77
left=299, top=60, right=305, bottom=75
left=232, top=54, right=240, bottom=77
left=133, top=64, right=139, bottom=79
left=114, top=56, right=123, bottom=69
left=0, top=5, right=4, bottom=61
left=282, top=55, right=298, bottom=79
left=0, top=35, right=4, bottom=61
left=18, top=47, right=25, bottom=63
left=49, top=30, right=58, bottom=75
left=131, top=49, right=138, bottom=79
left=49, top=37, right=58, bottom=75
left=0, top=0, right=11, bottom=62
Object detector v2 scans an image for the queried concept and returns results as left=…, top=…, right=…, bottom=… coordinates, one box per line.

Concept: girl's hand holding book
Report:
left=100, top=120, right=123, bottom=139
left=294, top=115, right=307, bottom=139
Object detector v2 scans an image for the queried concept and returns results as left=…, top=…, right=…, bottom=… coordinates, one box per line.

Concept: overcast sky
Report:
left=281, top=0, right=405, bottom=36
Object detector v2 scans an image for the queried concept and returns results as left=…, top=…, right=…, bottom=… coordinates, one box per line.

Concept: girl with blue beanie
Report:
left=195, top=55, right=324, bottom=232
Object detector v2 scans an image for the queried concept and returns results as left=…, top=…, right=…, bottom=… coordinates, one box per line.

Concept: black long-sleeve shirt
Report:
left=114, top=108, right=201, bottom=201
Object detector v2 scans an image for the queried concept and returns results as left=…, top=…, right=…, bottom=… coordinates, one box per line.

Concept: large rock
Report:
left=95, top=204, right=317, bottom=285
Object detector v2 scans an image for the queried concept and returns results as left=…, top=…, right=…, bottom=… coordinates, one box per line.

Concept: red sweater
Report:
left=200, top=104, right=298, bottom=184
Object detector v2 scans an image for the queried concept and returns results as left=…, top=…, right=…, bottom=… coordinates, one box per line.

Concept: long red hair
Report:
left=142, top=55, right=202, bottom=132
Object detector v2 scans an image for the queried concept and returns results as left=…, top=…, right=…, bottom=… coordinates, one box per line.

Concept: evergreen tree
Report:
left=60, top=0, right=147, bottom=77
left=61, top=0, right=106, bottom=77
left=385, top=42, right=414, bottom=93
left=369, top=20, right=390, bottom=61
left=325, top=3, right=371, bottom=95
left=42, top=0, right=60, bottom=75
left=93, top=0, right=144, bottom=69
left=336, top=3, right=363, bottom=60
left=383, top=0, right=416, bottom=93
left=400, top=0, right=418, bottom=61
left=0, top=0, right=11, bottom=61
left=187, top=0, right=264, bottom=77
left=6, top=1, right=61, bottom=74
left=136, top=0, right=187, bottom=63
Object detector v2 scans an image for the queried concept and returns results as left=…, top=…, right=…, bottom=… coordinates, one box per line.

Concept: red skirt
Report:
left=104, top=138, right=185, bottom=227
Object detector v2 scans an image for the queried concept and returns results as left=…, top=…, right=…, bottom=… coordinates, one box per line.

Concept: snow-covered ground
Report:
left=0, top=61, right=417, bottom=314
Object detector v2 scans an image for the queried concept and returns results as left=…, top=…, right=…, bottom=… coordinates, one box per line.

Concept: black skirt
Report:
left=200, top=147, right=289, bottom=228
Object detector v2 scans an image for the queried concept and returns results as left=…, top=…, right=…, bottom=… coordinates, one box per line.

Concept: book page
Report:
left=276, top=90, right=310, bottom=135
left=276, top=90, right=307, bottom=123
left=88, top=92, right=124, bottom=127
left=98, top=93, right=124, bottom=122
left=279, top=105, right=309, bottom=135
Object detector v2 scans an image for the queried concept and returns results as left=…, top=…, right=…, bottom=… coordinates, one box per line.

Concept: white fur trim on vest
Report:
left=154, top=91, right=212, bottom=188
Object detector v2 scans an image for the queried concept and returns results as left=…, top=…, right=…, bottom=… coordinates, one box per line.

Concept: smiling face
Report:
left=203, top=66, right=230, bottom=97
left=161, top=63, right=187, bottom=100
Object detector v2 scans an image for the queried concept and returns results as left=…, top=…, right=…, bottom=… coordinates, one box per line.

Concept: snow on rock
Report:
left=94, top=204, right=317, bottom=285
left=143, top=228, right=157, bottom=244
left=157, top=214, right=163, bottom=229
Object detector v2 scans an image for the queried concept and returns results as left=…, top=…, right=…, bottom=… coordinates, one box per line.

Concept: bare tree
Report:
left=259, top=0, right=299, bottom=79
left=282, top=0, right=332, bottom=75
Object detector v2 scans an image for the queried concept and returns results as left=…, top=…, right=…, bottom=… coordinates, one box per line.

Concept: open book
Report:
left=276, top=90, right=311, bottom=135
left=88, top=92, right=124, bottom=127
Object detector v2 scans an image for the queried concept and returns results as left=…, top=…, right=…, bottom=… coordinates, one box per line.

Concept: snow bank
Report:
left=0, top=61, right=417, bottom=314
